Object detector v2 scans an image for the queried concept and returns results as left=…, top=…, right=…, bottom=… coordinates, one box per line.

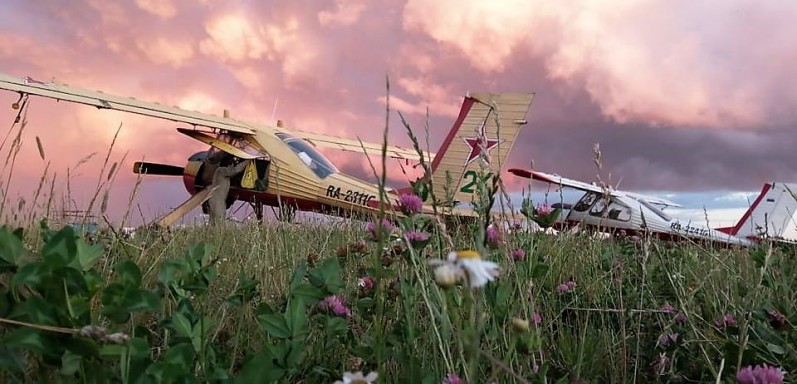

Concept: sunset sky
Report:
left=1, top=0, right=795, bottom=227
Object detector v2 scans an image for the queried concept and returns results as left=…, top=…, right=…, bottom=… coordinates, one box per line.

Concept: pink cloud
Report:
left=402, top=0, right=797, bottom=128
left=135, top=0, right=177, bottom=19
left=135, top=37, right=194, bottom=68
left=318, top=0, right=366, bottom=27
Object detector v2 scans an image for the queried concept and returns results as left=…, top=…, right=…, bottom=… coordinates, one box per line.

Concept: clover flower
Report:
left=657, top=332, right=679, bottom=348
left=661, top=304, right=676, bottom=314
left=334, top=371, right=379, bottom=384
left=767, top=309, right=789, bottom=330
left=510, top=248, right=526, bottom=261
left=398, top=193, right=424, bottom=215
left=531, top=312, right=542, bottom=326
left=405, top=230, right=431, bottom=248
left=557, top=278, right=576, bottom=294
left=318, top=295, right=352, bottom=317
left=486, top=225, right=504, bottom=247
left=366, top=219, right=394, bottom=241
left=714, top=313, right=737, bottom=329
left=674, top=312, right=688, bottom=325
left=429, top=250, right=500, bottom=288
left=443, top=373, right=463, bottom=384
left=535, top=203, right=553, bottom=217
left=358, top=276, right=375, bottom=291
left=736, top=364, right=785, bottom=384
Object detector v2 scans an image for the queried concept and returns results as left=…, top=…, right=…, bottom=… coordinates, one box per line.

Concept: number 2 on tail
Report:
left=459, top=170, right=492, bottom=193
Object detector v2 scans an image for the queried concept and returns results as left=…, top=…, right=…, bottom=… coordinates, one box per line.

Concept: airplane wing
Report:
left=623, top=191, right=682, bottom=208
left=508, top=168, right=682, bottom=207
left=509, top=168, right=606, bottom=194
left=284, top=128, right=435, bottom=162
left=1, top=71, right=435, bottom=162
left=0, top=72, right=256, bottom=135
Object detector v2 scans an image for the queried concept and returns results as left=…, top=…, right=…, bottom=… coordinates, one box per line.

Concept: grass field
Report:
left=0, top=213, right=794, bottom=383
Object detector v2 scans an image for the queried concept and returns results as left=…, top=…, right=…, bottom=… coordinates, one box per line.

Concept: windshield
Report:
left=275, top=132, right=338, bottom=178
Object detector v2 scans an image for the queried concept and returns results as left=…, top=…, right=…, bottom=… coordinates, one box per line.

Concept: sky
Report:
left=0, top=0, right=795, bottom=227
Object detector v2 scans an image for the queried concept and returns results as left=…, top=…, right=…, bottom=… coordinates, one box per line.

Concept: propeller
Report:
left=133, top=162, right=184, bottom=176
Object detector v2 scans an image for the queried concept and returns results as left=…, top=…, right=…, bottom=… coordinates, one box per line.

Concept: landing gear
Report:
left=252, top=202, right=264, bottom=221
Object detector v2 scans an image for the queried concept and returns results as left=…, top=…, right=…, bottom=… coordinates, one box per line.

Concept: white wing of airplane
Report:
left=0, top=72, right=257, bottom=135
left=0, top=71, right=432, bottom=162
left=508, top=168, right=683, bottom=207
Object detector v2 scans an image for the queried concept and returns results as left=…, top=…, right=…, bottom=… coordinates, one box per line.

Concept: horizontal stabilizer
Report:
left=133, top=162, right=184, bottom=176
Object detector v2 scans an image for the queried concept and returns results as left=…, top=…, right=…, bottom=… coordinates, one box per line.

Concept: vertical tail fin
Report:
left=717, top=183, right=797, bottom=241
left=427, top=92, right=534, bottom=205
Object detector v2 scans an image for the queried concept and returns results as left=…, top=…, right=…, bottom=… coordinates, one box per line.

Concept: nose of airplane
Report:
left=188, top=151, right=208, bottom=162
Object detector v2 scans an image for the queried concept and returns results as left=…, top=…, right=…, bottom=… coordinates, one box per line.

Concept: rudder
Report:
left=428, top=92, right=534, bottom=206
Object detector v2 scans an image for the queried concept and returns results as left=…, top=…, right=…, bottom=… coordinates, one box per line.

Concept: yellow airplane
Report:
left=0, top=72, right=534, bottom=227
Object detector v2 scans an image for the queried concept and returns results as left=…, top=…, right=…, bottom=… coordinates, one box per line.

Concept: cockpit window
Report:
left=573, top=192, right=600, bottom=212
left=275, top=132, right=338, bottom=179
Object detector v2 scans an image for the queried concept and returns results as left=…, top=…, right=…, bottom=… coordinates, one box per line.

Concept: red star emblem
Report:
left=462, top=133, right=501, bottom=165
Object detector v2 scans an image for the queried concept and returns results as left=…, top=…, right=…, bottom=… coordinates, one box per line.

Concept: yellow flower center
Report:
left=455, top=250, right=481, bottom=260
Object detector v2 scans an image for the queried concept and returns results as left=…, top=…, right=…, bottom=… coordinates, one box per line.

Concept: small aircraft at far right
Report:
left=509, top=168, right=797, bottom=247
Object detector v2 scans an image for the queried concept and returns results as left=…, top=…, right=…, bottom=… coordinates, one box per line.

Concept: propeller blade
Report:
left=134, top=161, right=184, bottom=176
left=152, top=186, right=218, bottom=228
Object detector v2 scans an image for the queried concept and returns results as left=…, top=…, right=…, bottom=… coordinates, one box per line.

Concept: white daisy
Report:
left=452, top=250, right=500, bottom=287
left=428, top=250, right=500, bottom=288
left=334, top=371, right=379, bottom=384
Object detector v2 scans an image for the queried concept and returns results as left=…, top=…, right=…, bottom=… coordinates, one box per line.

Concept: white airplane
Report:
left=509, top=168, right=797, bottom=247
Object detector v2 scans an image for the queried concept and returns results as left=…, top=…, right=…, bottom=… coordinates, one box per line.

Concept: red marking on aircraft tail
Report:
left=430, top=97, right=476, bottom=172
left=721, top=183, right=772, bottom=236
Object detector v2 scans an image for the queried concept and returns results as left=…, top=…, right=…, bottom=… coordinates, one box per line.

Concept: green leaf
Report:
left=236, top=352, right=284, bottom=383
left=289, top=262, right=307, bottom=292
left=171, top=312, right=194, bottom=339
left=74, top=240, right=104, bottom=271
left=114, top=260, right=143, bottom=287
left=291, top=283, right=325, bottom=303
left=766, top=343, right=786, bottom=355
left=24, top=296, right=61, bottom=326
left=258, top=313, right=291, bottom=339
left=42, top=226, right=78, bottom=268
left=62, top=334, right=100, bottom=358
left=12, top=262, right=48, bottom=289
left=285, top=341, right=305, bottom=368
left=287, top=297, right=308, bottom=339
left=60, top=350, right=82, bottom=376
left=308, top=258, right=344, bottom=294
left=123, top=289, right=161, bottom=314
left=325, top=317, right=349, bottom=337
left=163, top=343, right=196, bottom=371
left=356, top=297, right=375, bottom=310
left=187, top=243, right=212, bottom=268
left=2, top=327, right=48, bottom=354
left=158, top=259, right=189, bottom=285
left=0, top=227, right=27, bottom=266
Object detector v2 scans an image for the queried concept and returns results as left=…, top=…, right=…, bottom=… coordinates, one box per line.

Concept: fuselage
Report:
left=178, top=129, right=475, bottom=220
left=549, top=191, right=753, bottom=247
